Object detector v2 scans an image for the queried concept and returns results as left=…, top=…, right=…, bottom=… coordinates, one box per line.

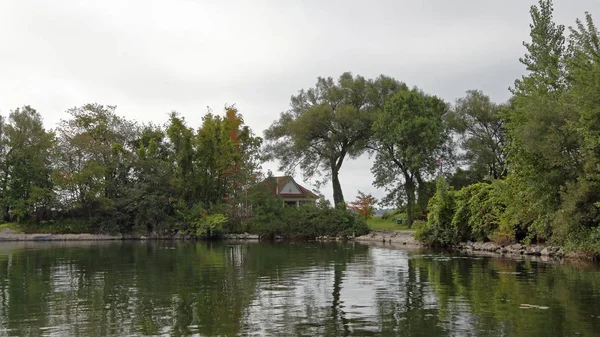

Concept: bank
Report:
left=0, top=228, right=597, bottom=261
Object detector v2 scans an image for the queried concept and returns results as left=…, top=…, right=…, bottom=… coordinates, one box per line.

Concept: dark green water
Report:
left=0, top=241, right=599, bottom=336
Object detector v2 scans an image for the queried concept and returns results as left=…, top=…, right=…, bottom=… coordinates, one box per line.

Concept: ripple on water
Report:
left=0, top=241, right=599, bottom=336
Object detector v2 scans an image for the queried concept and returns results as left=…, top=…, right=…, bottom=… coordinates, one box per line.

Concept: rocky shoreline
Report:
left=0, top=229, right=592, bottom=260
left=343, top=230, right=593, bottom=260
left=455, top=241, right=564, bottom=258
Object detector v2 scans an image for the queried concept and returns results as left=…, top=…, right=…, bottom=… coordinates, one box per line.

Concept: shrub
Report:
left=417, top=177, right=512, bottom=245
left=246, top=195, right=369, bottom=240
left=415, top=177, right=456, bottom=244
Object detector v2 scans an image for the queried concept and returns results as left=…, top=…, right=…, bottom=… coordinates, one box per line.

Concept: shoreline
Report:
left=0, top=229, right=595, bottom=261
left=352, top=230, right=599, bottom=261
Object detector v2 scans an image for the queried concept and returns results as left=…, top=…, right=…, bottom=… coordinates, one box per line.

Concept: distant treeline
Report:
left=0, top=104, right=265, bottom=234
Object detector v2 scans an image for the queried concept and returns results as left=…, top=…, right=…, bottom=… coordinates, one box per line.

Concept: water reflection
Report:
left=0, top=241, right=598, bottom=336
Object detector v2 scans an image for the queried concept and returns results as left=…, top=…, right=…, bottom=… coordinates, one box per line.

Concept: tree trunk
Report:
left=404, top=175, right=416, bottom=228
left=331, top=167, right=345, bottom=209
left=415, top=172, right=428, bottom=215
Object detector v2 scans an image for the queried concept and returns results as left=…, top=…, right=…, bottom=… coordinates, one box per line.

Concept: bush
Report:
left=246, top=195, right=369, bottom=240
left=415, top=176, right=456, bottom=244
left=417, top=177, right=512, bottom=245
left=175, top=203, right=228, bottom=238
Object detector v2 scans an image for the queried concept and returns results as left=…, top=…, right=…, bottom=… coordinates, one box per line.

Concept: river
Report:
left=0, top=241, right=598, bottom=336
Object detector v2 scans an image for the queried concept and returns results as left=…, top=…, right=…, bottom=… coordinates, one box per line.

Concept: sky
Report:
left=1, top=0, right=599, bottom=205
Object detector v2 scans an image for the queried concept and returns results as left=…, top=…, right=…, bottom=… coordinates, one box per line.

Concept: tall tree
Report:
left=513, top=0, right=566, bottom=95
left=371, top=89, right=448, bottom=227
left=125, top=124, right=176, bottom=233
left=549, top=12, right=600, bottom=241
left=448, top=90, right=507, bottom=180
left=507, top=0, right=580, bottom=238
left=264, top=72, right=405, bottom=208
left=195, top=105, right=262, bottom=205
left=166, top=112, right=196, bottom=205
left=54, top=104, right=137, bottom=227
left=1, top=106, right=55, bottom=222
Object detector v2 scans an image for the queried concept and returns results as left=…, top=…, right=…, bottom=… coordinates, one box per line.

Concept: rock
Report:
left=510, top=243, right=522, bottom=251
left=31, top=234, right=53, bottom=241
left=540, top=247, right=550, bottom=256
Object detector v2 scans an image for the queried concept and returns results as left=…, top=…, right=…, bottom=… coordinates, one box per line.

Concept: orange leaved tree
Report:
left=348, top=191, right=377, bottom=220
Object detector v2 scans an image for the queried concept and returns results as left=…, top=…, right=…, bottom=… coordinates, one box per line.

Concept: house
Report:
left=256, top=176, right=319, bottom=207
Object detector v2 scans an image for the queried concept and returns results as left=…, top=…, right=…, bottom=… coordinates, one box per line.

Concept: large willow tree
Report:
left=264, top=72, right=405, bottom=207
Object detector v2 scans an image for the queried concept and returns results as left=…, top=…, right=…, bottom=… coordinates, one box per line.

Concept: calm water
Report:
left=0, top=241, right=599, bottom=336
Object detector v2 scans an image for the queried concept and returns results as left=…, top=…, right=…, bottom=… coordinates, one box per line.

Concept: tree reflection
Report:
left=0, top=243, right=598, bottom=336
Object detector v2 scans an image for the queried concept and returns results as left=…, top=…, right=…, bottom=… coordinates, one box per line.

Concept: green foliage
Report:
left=264, top=73, right=406, bottom=207
left=415, top=177, right=456, bottom=244
left=0, top=106, right=55, bottom=223
left=371, top=88, right=449, bottom=227
left=415, top=1, right=600, bottom=255
left=448, top=90, right=507, bottom=180
left=193, top=214, right=228, bottom=238
left=247, top=194, right=369, bottom=240
left=381, top=209, right=401, bottom=220
left=417, top=177, right=512, bottom=245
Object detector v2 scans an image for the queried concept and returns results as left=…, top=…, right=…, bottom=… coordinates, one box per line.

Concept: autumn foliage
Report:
left=348, top=191, right=378, bottom=220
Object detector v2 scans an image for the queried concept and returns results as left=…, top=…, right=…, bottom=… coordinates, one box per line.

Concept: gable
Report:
left=279, top=181, right=302, bottom=195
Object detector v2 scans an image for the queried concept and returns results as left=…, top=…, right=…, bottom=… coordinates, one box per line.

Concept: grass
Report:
left=366, top=216, right=413, bottom=231
left=0, top=222, right=22, bottom=232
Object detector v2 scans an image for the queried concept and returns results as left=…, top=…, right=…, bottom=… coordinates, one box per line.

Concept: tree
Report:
left=265, top=72, right=405, bottom=208
left=124, top=124, right=177, bottom=233
left=513, top=0, right=566, bottom=95
left=448, top=90, right=507, bottom=180
left=506, top=0, right=580, bottom=239
left=166, top=112, right=196, bottom=205
left=549, top=12, right=600, bottom=243
left=371, top=88, right=449, bottom=227
left=348, top=191, right=377, bottom=220
left=54, top=104, right=138, bottom=230
left=0, top=106, right=55, bottom=223
left=195, top=105, right=262, bottom=206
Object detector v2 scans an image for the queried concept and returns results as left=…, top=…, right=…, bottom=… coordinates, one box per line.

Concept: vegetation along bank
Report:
left=0, top=1, right=598, bottom=257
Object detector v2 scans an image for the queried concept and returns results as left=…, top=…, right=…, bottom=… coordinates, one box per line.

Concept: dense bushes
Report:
left=246, top=195, right=370, bottom=240
left=417, top=176, right=600, bottom=254
left=416, top=177, right=510, bottom=245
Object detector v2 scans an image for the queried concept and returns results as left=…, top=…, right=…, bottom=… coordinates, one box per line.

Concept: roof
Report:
left=256, top=176, right=319, bottom=199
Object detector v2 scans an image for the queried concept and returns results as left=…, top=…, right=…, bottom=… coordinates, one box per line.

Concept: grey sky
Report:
left=1, top=0, right=598, bottom=204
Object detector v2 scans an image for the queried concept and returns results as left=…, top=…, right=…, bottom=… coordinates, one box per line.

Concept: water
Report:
left=0, top=241, right=598, bottom=336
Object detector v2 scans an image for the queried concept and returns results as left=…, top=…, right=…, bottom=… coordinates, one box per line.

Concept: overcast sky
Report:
left=1, top=0, right=599, bottom=205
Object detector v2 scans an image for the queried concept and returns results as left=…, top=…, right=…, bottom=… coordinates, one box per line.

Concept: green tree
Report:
left=166, top=112, right=196, bottom=205
left=507, top=0, right=581, bottom=240
left=448, top=90, right=508, bottom=180
left=371, top=88, right=449, bottom=227
left=195, top=105, right=262, bottom=206
left=0, top=106, right=55, bottom=223
left=550, top=12, right=600, bottom=245
left=124, top=124, right=177, bottom=233
left=264, top=73, right=405, bottom=208
left=54, top=104, right=137, bottom=230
